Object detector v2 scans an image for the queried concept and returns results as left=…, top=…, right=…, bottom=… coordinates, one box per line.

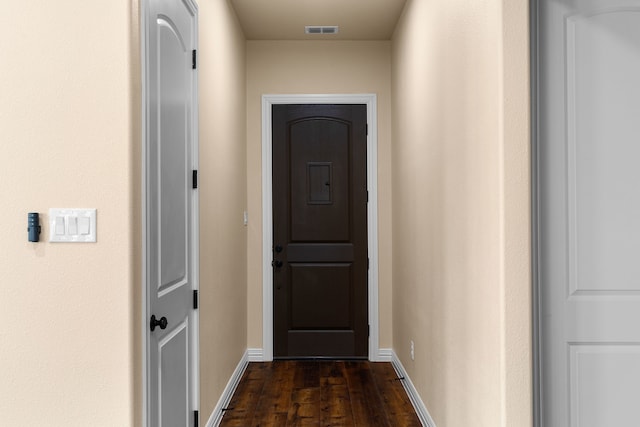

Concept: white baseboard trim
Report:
left=243, top=347, right=390, bottom=362
left=247, top=348, right=263, bottom=362
left=391, top=350, right=437, bottom=427
left=376, top=348, right=393, bottom=362
left=205, top=349, right=249, bottom=427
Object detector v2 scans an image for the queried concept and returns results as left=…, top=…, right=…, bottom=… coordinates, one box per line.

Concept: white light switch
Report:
left=78, top=217, right=90, bottom=235
left=68, top=217, right=78, bottom=235
left=49, top=209, right=97, bottom=242
left=55, top=217, right=66, bottom=235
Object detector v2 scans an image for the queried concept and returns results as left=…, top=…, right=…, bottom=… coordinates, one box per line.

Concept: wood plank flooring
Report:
left=218, top=361, right=422, bottom=427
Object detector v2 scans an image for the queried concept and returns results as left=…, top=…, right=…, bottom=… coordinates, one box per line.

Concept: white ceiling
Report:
left=230, top=0, right=408, bottom=40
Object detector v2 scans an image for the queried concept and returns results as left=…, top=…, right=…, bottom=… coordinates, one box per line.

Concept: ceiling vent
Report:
left=305, top=26, right=339, bottom=35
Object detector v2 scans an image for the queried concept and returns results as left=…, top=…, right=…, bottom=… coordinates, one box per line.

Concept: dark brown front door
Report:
left=272, top=104, right=368, bottom=359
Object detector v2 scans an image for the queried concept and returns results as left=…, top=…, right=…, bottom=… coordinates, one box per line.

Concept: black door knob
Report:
left=274, top=244, right=283, bottom=253
left=150, top=315, right=168, bottom=331
left=272, top=260, right=283, bottom=268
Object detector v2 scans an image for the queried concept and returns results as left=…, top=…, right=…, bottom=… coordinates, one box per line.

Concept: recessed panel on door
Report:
left=159, top=322, right=189, bottom=427
left=567, top=9, right=640, bottom=295
left=290, top=263, right=352, bottom=329
left=158, top=16, right=188, bottom=292
left=569, top=345, right=640, bottom=427
left=290, top=119, right=350, bottom=243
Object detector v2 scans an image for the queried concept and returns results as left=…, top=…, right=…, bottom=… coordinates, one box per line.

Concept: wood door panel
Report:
left=273, top=104, right=368, bottom=358
left=287, top=243, right=354, bottom=262
left=287, top=331, right=356, bottom=358
left=290, top=119, right=350, bottom=242
left=290, top=264, right=352, bottom=329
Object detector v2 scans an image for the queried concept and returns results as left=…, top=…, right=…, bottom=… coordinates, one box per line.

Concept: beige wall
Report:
left=198, top=0, right=248, bottom=422
left=391, top=0, right=531, bottom=426
left=0, top=0, right=140, bottom=425
left=246, top=41, right=393, bottom=349
left=499, top=1, right=532, bottom=424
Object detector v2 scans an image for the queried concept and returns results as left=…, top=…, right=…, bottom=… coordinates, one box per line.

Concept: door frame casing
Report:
left=261, top=94, right=381, bottom=362
left=531, top=0, right=542, bottom=425
left=140, top=0, right=200, bottom=425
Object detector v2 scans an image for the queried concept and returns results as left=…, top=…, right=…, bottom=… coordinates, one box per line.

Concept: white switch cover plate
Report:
left=49, top=208, right=97, bottom=242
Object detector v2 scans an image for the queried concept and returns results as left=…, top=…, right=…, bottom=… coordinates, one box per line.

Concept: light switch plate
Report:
left=49, top=208, right=97, bottom=242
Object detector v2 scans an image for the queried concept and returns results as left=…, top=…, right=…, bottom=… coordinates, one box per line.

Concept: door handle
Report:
left=150, top=315, right=168, bottom=332
left=272, top=260, right=283, bottom=268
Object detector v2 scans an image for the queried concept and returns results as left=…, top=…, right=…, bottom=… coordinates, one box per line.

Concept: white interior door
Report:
left=538, top=1, right=640, bottom=426
left=145, top=0, right=198, bottom=426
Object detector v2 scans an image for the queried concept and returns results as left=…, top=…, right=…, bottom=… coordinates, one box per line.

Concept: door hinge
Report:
left=367, top=258, right=370, bottom=270
left=192, top=170, right=198, bottom=189
left=194, top=410, right=199, bottom=425
left=366, top=123, right=369, bottom=135
left=193, top=290, right=199, bottom=309
left=366, top=190, right=369, bottom=203
left=192, top=49, right=197, bottom=69
left=368, top=325, right=370, bottom=337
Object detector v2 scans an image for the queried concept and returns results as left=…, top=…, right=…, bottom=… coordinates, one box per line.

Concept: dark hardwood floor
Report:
left=218, top=360, right=422, bottom=427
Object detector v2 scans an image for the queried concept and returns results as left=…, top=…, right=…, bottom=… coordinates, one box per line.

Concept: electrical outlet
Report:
left=410, top=340, right=415, bottom=360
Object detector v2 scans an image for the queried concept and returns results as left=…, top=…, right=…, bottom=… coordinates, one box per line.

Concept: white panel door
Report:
left=538, top=1, right=640, bottom=426
left=145, top=0, right=198, bottom=426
